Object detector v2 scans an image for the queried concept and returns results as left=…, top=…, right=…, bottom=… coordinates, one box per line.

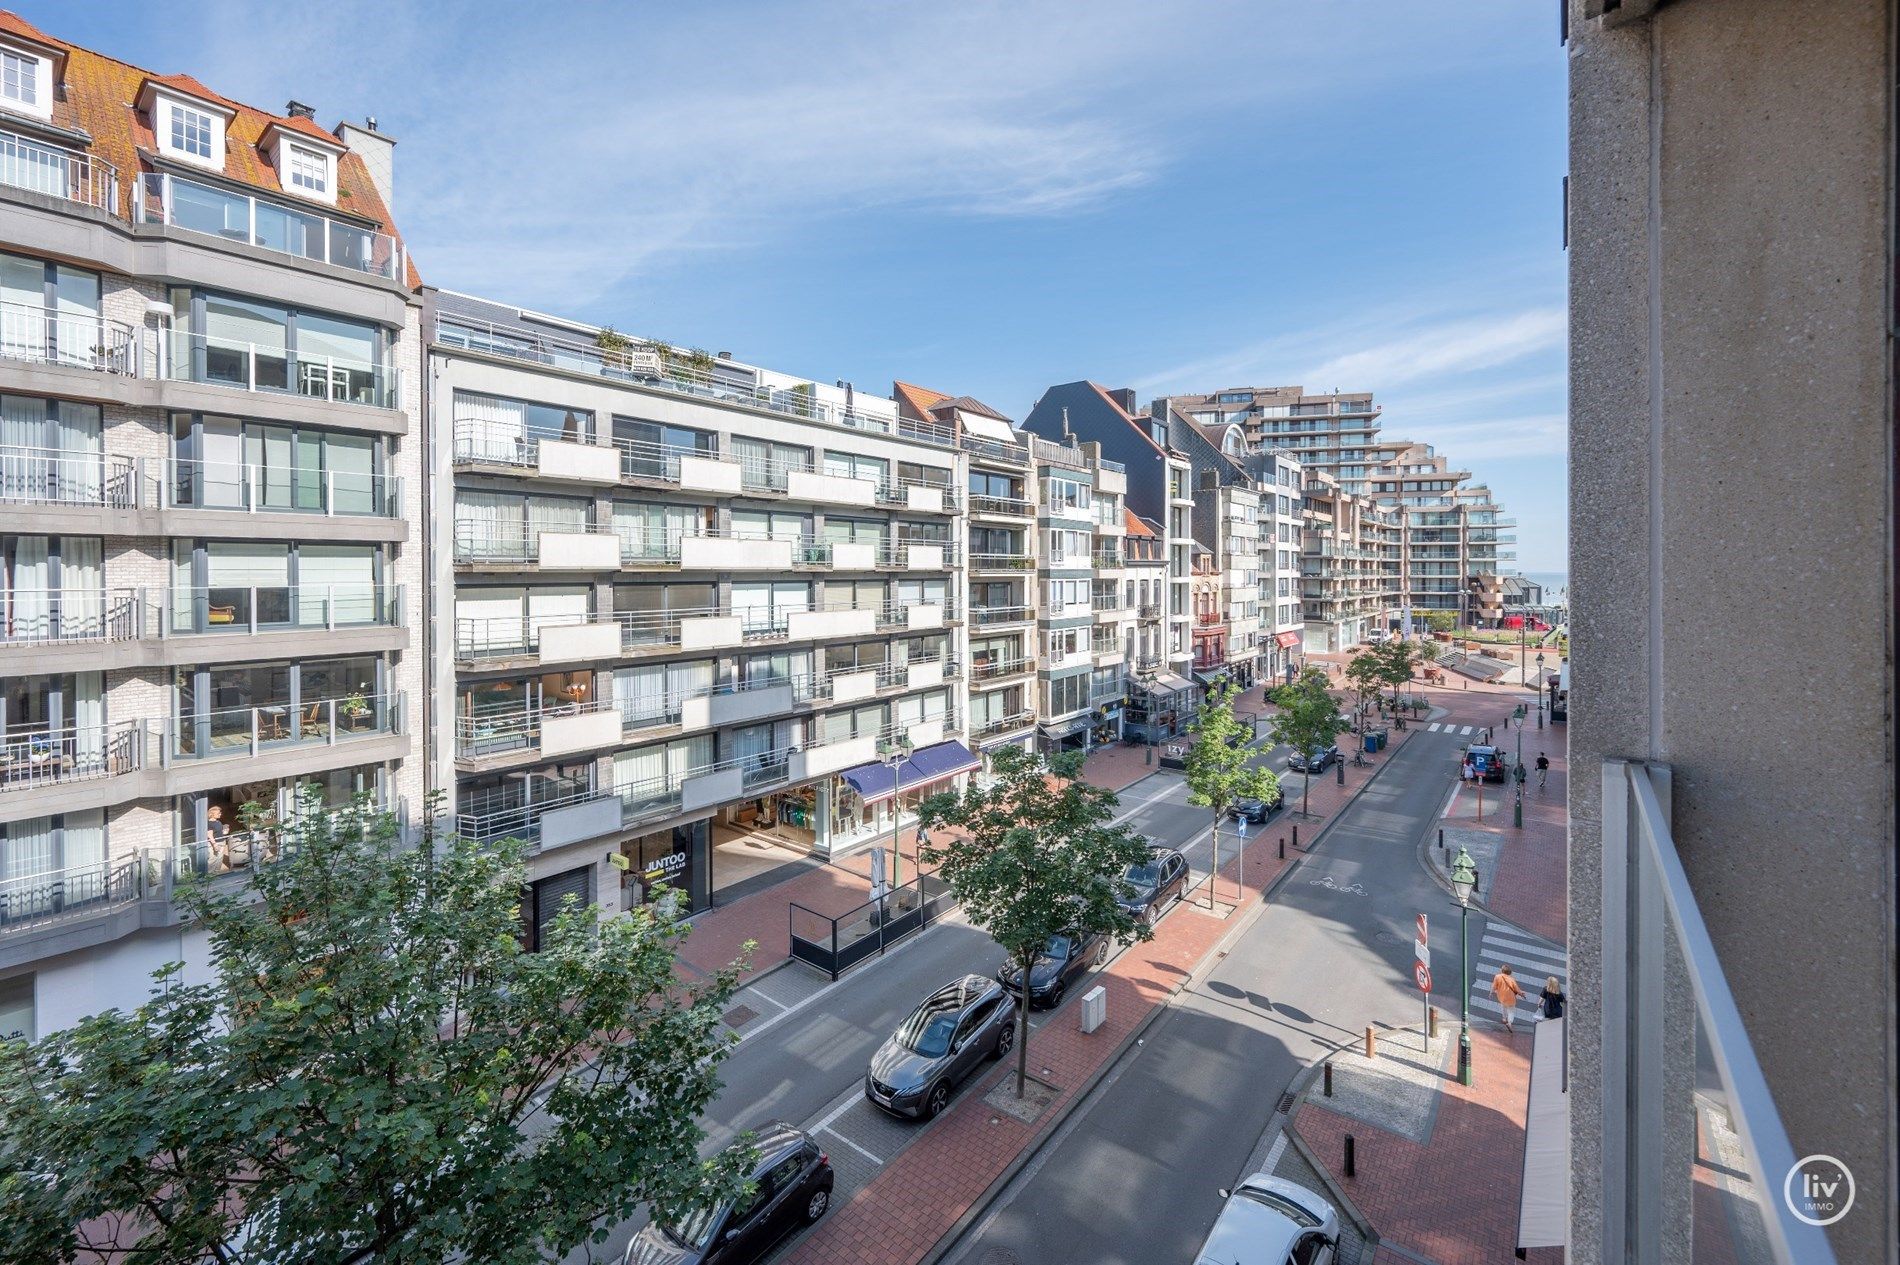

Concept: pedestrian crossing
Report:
left=1425, top=722, right=1480, bottom=735
left=1466, top=921, right=1567, bottom=1027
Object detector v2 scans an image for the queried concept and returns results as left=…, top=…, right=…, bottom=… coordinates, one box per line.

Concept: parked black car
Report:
left=623, top=1122, right=833, bottom=1265
left=865, top=975, right=1017, bottom=1120
left=995, top=929, right=1108, bottom=1009
left=1230, top=788, right=1285, bottom=822
left=1118, top=847, right=1190, bottom=924
left=1287, top=746, right=1340, bottom=774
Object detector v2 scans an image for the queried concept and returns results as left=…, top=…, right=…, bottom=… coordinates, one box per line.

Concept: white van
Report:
left=1194, top=1174, right=1341, bottom=1265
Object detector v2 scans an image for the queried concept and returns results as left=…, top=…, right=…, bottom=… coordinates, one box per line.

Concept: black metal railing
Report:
left=788, top=872, right=956, bottom=980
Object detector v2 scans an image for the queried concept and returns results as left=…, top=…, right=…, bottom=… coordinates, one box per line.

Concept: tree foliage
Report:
left=917, top=746, right=1153, bottom=1097
left=1184, top=681, right=1280, bottom=898
left=0, top=791, right=750, bottom=1265
left=1267, top=668, right=1350, bottom=817
left=1420, top=609, right=1459, bottom=634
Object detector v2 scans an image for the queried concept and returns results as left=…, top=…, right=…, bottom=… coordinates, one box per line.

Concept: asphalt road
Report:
left=940, top=725, right=1475, bottom=1265
left=574, top=744, right=1298, bottom=1263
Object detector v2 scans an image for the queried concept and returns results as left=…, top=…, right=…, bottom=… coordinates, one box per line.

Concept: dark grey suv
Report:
left=864, top=975, right=1017, bottom=1120
left=623, top=1122, right=833, bottom=1264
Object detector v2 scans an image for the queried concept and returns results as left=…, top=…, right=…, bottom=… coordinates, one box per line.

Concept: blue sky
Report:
left=40, top=1, right=1569, bottom=570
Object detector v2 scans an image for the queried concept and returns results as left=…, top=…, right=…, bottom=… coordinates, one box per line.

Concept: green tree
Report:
left=1267, top=668, right=1350, bottom=818
left=0, top=792, right=750, bottom=1265
left=1342, top=649, right=1385, bottom=731
left=1420, top=609, right=1459, bottom=635
left=1184, top=680, right=1281, bottom=907
left=917, top=746, right=1153, bottom=1099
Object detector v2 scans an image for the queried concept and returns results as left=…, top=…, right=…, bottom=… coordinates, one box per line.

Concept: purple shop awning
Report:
left=839, top=740, right=980, bottom=805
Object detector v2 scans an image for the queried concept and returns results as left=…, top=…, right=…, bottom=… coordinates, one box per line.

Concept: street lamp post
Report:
left=1450, top=845, right=1478, bottom=1086
left=884, top=738, right=914, bottom=892
left=1535, top=651, right=1546, bottom=730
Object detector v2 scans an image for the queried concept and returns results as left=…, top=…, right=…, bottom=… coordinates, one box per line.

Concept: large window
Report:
left=613, top=416, right=715, bottom=479
left=455, top=391, right=593, bottom=460
left=170, top=414, right=384, bottom=516
left=169, top=103, right=215, bottom=159
left=823, top=451, right=887, bottom=484
left=172, top=288, right=388, bottom=405
left=285, top=144, right=328, bottom=194
left=730, top=582, right=811, bottom=635
left=1047, top=671, right=1089, bottom=716
left=1, top=49, right=38, bottom=110
left=173, top=654, right=386, bottom=755
left=170, top=539, right=383, bottom=631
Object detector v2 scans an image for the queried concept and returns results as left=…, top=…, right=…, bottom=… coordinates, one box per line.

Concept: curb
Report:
left=923, top=728, right=1421, bottom=1265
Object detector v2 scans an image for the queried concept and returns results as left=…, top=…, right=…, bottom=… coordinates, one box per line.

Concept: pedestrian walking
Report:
left=1535, top=753, right=1550, bottom=789
left=1540, top=975, right=1566, bottom=1021
left=1491, top=964, right=1523, bottom=1033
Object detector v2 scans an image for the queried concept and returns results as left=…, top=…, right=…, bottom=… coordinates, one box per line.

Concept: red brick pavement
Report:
left=1296, top=1027, right=1563, bottom=1265
left=782, top=726, right=1420, bottom=1265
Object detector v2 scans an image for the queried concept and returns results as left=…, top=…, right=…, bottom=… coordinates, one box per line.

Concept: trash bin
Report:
left=1364, top=734, right=1378, bottom=754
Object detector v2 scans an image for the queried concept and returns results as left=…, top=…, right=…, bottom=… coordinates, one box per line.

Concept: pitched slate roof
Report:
left=0, top=10, right=416, bottom=286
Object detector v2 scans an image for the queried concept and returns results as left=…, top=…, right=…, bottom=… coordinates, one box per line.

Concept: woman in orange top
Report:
left=1491, top=963, right=1522, bottom=1032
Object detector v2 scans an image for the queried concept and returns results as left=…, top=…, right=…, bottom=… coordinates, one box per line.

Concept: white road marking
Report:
left=821, top=1126, right=884, bottom=1166
left=811, top=1092, right=866, bottom=1135
left=736, top=917, right=959, bottom=1045
left=1442, top=783, right=1464, bottom=818
left=1264, top=1130, right=1290, bottom=1172
left=1460, top=725, right=1475, bottom=735
left=1111, top=777, right=1186, bottom=826
left=746, top=988, right=789, bottom=1011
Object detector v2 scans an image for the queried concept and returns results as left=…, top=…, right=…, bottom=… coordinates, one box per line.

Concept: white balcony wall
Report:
left=790, top=735, right=878, bottom=781
left=541, top=709, right=624, bottom=758
left=830, top=542, right=877, bottom=570
left=787, top=469, right=876, bottom=506
left=540, top=621, right=620, bottom=664
left=680, top=766, right=744, bottom=812
left=682, top=536, right=790, bottom=570
left=680, top=615, right=746, bottom=650
left=905, top=544, right=944, bottom=571
left=788, top=608, right=876, bottom=640
left=829, top=669, right=881, bottom=704
left=710, top=683, right=796, bottom=727
left=906, top=603, right=944, bottom=630
left=541, top=531, right=620, bottom=570
left=679, top=456, right=742, bottom=494
left=540, top=797, right=622, bottom=850
left=537, top=440, right=620, bottom=484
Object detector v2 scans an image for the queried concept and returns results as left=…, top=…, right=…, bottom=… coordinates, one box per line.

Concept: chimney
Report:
left=285, top=100, right=316, bottom=119
left=1109, top=387, right=1138, bottom=414
left=336, top=117, right=397, bottom=215
left=1060, top=407, right=1072, bottom=441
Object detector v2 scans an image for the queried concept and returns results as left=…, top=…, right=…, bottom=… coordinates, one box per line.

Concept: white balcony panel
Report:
left=681, top=536, right=791, bottom=571
left=537, top=440, right=620, bottom=484
left=539, top=796, right=623, bottom=850
left=710, top=683, right=796, bottom=727
left=905, top=544, right=945, bottom=571
left=1053, top=650, right=1093, bottom=672
left=830, top=541, right=877, bottom=570
left=539, top=621, right=621, bottom=664
left=680, top=615, right=746, bottom=650
left=829, top=669, right=881, bottom=704
left=907, top=719, right=945, bottom=748
left=540, top=709, right=624, bottom=758
left=791, top=735, right=878, bottom=781
left=906, top=485, right=947, bottom=513
left=906, top=603, right=944, bottom=631
left=1096, top=467, right=1126, bottom=495
left=787, top=469, right=877, bottom=506
left=679, top=456, right=742, bottom=494
left=679, top=695, right=713, bottom=731
left=540, top=531, right=620, bottom=570
left=788, top=608, right=876, bottom=640
left=1055, top=602, right=1093, bottom=622
left=906, top=661, right=944, bottom=690
left=680, top=766, right=744, bottom=812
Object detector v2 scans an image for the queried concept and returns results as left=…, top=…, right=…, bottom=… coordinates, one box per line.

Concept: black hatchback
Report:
left=1231, top=788, right=1285, bottom=822
left=623, top=1122, right=833, bottom=1265
left=1118, top=847, right=1189, bottom=925
left=996, top=929, right=1108, bottom=1009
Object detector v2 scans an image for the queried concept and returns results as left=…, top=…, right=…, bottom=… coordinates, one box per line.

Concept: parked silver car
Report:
left=864, top=975, right=1017, bottom=1120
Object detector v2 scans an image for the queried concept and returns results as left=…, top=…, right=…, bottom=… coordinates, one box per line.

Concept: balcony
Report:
left=159, top=457, right=402, bottom=518
left=166, top=693, right=403, bottom=763
left=1, top=301, right=138, bottom=375
left=0, top=590, right=140, bottom=649
left=959, top=433, right=1030, bottom=465
left=969, top=551, right=1033, bottom=572
left=971, top=710, right=1034, bottom=741
left=970, top=656, right=1034, bottom=685
left=969, top=492, right=1033, bottom=517
left=1137, top=603, right=1162, bottom=623
left=159, top=583, right=402, bottom=637
left=135, top=173, right=404, bottom=280
left=457, top=698, right=627, bottom=763
left=159, top=331, right=399, bottom=410
left=454, top=519, right=623, bottom=569
left=0, top=856, right=143, bottom=940
left=1091, top=593, right=1127, bottom=614
left=452, top=418, right=619, bottom=485
left=1091, top=549, right=1124, bottom=569
left=0, top=126, right=121, bottom=214
left=0, top=722, right=143, bottom=794
left=0, top=448, right=135, bottom=512
left=434, top=314, right=957, bottom=448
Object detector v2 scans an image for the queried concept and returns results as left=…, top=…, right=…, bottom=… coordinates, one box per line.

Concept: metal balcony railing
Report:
left=453, top=518, right=616, bottom=565
left=969, top=551, right=1033, bottom=570
left=0, top=126, right=120, bottom=213
left=158, top=456, right=400, bottom=517
left=972, top=710, right=1034, bottom=740
left=0, top=446, right=136, bottom=508
left=0, top=856, right=142, bottom=935
left=159, top=330, right=399, bottom=409
left=970, top=656, right=1033, bottom=683
left=969, top=492, right=1033, bottom=516
left=0, top=721, right=142, bottom=792
left=136, top=173, right=404, bottom=280
left=0, top=590, right=139, bottom=647
left=0, top=301, right=137, bottom=374
left=166, top=692, right=403, bottom=762
left=970, top=604, right=1034, bottom=627
left=451, top=417, right=597, bottom=467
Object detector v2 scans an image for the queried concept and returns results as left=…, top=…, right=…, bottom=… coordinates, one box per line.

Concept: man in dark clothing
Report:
left=1535, top=753, right=1551, bottom=789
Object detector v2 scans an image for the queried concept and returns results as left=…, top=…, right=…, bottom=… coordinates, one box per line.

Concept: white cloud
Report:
left=1300, top=308, right=1565, bottom=390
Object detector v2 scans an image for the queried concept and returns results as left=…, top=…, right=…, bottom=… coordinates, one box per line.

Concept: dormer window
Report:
left=285, top=143, right=329, bottom=195
left=0, top=43, right=52, bottom=120
left=169, top=102, right=214, bottom=159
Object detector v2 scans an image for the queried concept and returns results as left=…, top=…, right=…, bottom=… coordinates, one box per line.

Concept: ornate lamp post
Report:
left=1450, top=845, right=1478, bottom=1086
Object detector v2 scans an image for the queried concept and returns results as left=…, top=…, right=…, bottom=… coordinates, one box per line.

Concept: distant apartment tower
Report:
left=1365, top=440, right=1516, bottom=629
left=0, top=13, right=423, bottom=1040
left=1295, top=471, right=1401, bottom=653
left=429, top=293, right=973, bottom=933
left=1169, top=385, right=1384, bottom=495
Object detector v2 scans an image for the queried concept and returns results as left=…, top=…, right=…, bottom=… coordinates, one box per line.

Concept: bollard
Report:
left=1439, top=828, right=1445, bottom=856
left=1344, top=1133, right=1356, bottom=1178
left=1429, top=1006, right=1439, bottom=1039
left=1278, top=837, right=1285, bottom=860
left=1292, top=824, right=1300, bottom=850
left=1146, top=744, right=1154, bottom=766
left=1323, top=1061, right=1333, bottom=1097
left=1365, top=1026, right=1376, bottom=1059
left=1336, top=759, right=1345, bottom=785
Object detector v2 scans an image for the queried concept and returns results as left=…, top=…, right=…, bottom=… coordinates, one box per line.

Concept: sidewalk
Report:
left=781, top=725, right=1418, bottom=1265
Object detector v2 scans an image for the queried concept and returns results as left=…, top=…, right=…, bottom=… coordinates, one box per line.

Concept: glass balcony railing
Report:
left=167, top=692, right=402, bottom=761
left=0, top=126, right=121, bottom=213
left=160, top=584, right=401, bottom=635
left=160, top=456, right=400, bottom=517
left=136, top=173, right=404, bottom=280
left=160, top=330, right=399, bottom=409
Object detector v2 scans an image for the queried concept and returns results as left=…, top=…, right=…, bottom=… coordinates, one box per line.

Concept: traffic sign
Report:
left=1414, top=913, right=1430, bottom=971
left=1414, top=961, right=1432, bottom=992
left=1415, top=913, right=1428, bottom=943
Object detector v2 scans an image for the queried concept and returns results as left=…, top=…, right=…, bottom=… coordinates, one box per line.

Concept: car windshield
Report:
left=1234, top=1187, right=1322, bottom=1228
left=1124, top=862, right=1160, bottom=888
left=895, top=998, right=961, bottom=1057
left=661, top=1201, right=726, bottom=1250
left=1045, top=934, right=1074, bottom=959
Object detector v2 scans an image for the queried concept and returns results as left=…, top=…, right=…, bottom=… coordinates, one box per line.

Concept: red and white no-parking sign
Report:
left=1414, top=913, right=1431, bottom=992
left=1415, top=960, right=1432, bottom=992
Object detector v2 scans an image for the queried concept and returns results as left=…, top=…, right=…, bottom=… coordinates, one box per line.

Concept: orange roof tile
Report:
left=4, top=10, right=413, bottom=285
left=1122, top=507, right=1156, bottom=537
left=892, top=381, right=951, bottom=420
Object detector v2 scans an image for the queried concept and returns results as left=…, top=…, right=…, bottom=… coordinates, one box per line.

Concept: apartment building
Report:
left=1365, top=440, right=1516, bottom=629
left=1025, top=432, right=1129, bottom=751
left=1296, top=471, right=1401, bottom=654
left=1244, top=450, right=1310, bottom=685
left=1117, top=512, right=1182, bottom=743
left=430, top=293, right=974, bottom=930
left=1021, top=382, right=1199, bottom=738
left=1171, top=385, right=1384, bottom=495
left=1567, top=3, right=1893, bottom=1262
left=892, top=384, right=1038, bottom=762
left=0, top=14, right=423, bottom=1040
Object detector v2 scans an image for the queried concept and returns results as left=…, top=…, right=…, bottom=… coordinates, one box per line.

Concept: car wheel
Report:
left=1049, top=981, right=1066, bottom=1008
left=995, top=1022, right=1015, bottom=1059
left=1144, top=904, right=1158, bottom=927
left=1094, top=940, right=1108, bottom=966
left=925, top=1082, right=950, bottom=1119
left=805, top=1187, right=831, bottom=1223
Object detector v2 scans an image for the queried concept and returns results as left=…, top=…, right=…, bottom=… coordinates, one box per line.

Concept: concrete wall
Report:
left=1568, top=2, right=1895, bottom=1261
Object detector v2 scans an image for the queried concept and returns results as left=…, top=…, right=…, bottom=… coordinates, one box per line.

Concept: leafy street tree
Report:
left=1183, top=680, right=1281, bottom=905
left=917, top=746, right=1153, bottom=1099
left=1267, top=668, right=1350, bottom=818
left=1420, top=609, right=1459, bottom=635
left=0, top=791, right=751, bottom=1265
left=1342, top=649, right=1385, bottom=732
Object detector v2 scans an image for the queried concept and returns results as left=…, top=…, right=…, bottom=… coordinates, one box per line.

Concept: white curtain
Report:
left=53, top=401, right=101, bottom=501
left=730, top=582, right=773, bottom=634
left=526, top=587, right=589, bottom=647
left=328, top=434, right=376, bottom=515
left=206, top=542, right=291, bottom=586
left=1, top=395, right=45, bottom=502
left=613, top=665, right=668, bottom=727
left=456, top=588, right=524, bottom=655
left=1, top=816, right=55, bottom=888
left=60, top=808, right=104, bottom=872
left=455, top=490, right=517, bottom=561
left=72, top=672, right=103, bottom=771
left=296, top=545, right=376, bottom=626
left=58, top=537, right=101, bottom=640
left=455, top=392, right=528, bottom=462
left=613, top=744, right=668, bottom=813
left=200, top=418, right=245, bottom=509
left=8, top=535, right=48, bottom=642
left=526, top=496, right=587, bottom=533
